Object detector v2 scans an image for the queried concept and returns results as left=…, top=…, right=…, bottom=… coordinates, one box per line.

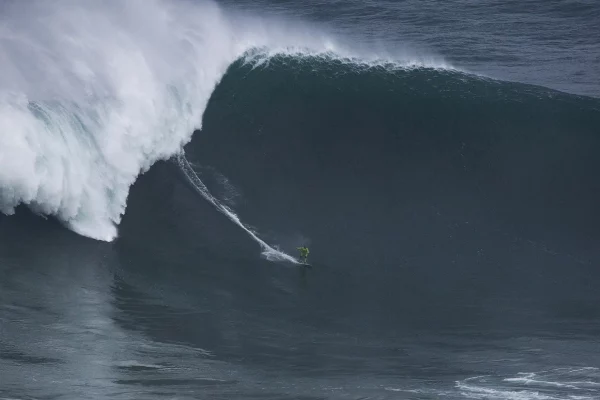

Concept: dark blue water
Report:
left=1, top=1, right=600, bottom=399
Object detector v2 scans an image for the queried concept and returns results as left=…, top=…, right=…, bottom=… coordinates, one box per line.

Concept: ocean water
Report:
left=1, top=0, right=600, bottom=399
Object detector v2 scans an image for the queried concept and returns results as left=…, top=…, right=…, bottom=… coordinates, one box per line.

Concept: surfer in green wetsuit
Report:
left=297, top=247, right=309, bottom=264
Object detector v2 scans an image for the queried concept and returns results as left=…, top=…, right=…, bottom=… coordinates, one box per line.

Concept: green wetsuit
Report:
left=297, top=247, right=309, bottom=263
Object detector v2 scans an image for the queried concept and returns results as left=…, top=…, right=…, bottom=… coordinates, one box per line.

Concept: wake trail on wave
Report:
left=0, top=0, right=451, bottom=241
left=176, top=154, right=298, bottom=264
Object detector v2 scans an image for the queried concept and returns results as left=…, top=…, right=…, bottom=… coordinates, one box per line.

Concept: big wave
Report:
left=0, top=0, right=449, bottom=241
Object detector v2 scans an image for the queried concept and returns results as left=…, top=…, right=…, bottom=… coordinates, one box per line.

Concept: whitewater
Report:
left=0, top=0, right=449, bottom=242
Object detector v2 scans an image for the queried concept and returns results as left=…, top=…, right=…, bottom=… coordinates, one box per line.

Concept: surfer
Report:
left=297, top=246, right=309, bottom=264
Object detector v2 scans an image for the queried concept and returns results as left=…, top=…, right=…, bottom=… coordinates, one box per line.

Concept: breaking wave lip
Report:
left=0, top=0, right=453, bottom=242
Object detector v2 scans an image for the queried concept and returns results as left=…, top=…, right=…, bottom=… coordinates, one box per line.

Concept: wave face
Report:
left=187, top=56, right=600, bottom=269
left=0, top=0, right=447, bottom=241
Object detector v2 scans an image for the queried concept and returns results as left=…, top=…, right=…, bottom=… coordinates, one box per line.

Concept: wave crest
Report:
left=0, top=0, right=448, bottom=240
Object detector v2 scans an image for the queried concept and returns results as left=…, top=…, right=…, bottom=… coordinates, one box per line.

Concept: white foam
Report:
left=0, top=0, right=451, bottom=241
left=504, top=374, right=579, bottom=389
left=457, top=381, right=559, bottom=400
left=458, top=369, right=600, bottom=400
